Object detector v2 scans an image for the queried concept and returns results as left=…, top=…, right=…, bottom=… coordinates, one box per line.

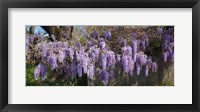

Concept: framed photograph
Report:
left=0, top=0, right=200, bottom=112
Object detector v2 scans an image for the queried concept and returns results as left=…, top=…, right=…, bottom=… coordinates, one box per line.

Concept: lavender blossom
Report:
left=97, top=69, right=103, bottom=80
left=83, top=54, right=88, bottom=73
left=109, top=70, right=114, bottom=80
left=58, top=50, right=66, bottom=64
left=101, top=53, right=107, bottom=70
left=122, top=55, right=129, bottom=73
left=94, top=48, right=100, bottom=63
left=103, top=31, right=112, bottom=40
left=99, top=41, right=106, bottom=50
left=29, top=34, right=35, bottom=44
left=77, top=62, right=83, bottom=77
left=34, top=63, right=47, bottom=80
left=68, top=47, right=74, bottom=62
left=145, top=65, right=149, bottom=77
left=126, top=46, right=132, bottom=57
left=34, top=65, right=41, bottom=80
left=75, top=42, right=81, bottom=49
left=137, top=39, right=141, bottom=51
left=141, top=37, right=146, bottom=50
left=88, top=63, right=95, bottom=80
left=128, top=57, right=134, bottom=76
left=102, top=70, right=109, bottom=85
left=136, top=64, right=141, bottom=76
left=49, top=53, right=58, bottom=70
left=157, top=27, right=163, bottom=35
left=152, top=62, right=158, bottom=72
left=137, top=52, right=147, bottom=65
left=122, top=46, right=127, bottom=55
left=107, top=51, right=116, bottom=68
left=140, top=54, right=147, bottom=65
left=71, top=62, right=77, bottom=78
left=131, top=39, right=137, bottom=54
left=116, top=54, right=121, bottom=62
left=163, top=52, right=168, bottom=62
left=26, top=38, right=29, bottom=53
left=167, top=48, right=174, bottom=59
left=94, top=48, right=100, bottom=55
left=91, top=30, right=99, bottom=38
left=162, top=42, right=168, bottom=51
left=90, top=52, right=96, bottom=62
left=146, top=57, right=152, bottom=68
left=107, top=31, right=112, bottom=40
left=88, top=40, right=93, bottom=47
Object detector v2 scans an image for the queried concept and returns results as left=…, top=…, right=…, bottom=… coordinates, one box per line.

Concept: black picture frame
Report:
left=0, top=0, right=200, bottom=112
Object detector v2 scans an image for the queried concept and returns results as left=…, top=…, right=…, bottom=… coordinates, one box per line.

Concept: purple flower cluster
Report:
left=97, top=69, right=109, bottom=85
left=107, top=51, right=116, bottom=68
left=119, top=33, right=158, bottom=76
left=88, top=63, right=95, bottom=80
left=39, top=42, right=68, bottom=70
left=152, top=62, right=158, bottom=72
left=34, top=63, right=47, bottom=80
left=161, top=28, right=174, bottom=62
left=29, top=26, right=173, bottom=86
left=121, top=45, right=134, bottom=75
left=91, top=30, right=99, bottom=38
left=35, top=31, right=159, bottom=83
left=103, top=31, right=112, bottom=40
left=99, top=49, right=116, bottom=70
left=26, top=34, right=35, bottom=57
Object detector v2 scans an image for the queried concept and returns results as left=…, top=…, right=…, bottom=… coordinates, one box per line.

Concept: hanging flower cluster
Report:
left=26, top=26, right=174, bottom=86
